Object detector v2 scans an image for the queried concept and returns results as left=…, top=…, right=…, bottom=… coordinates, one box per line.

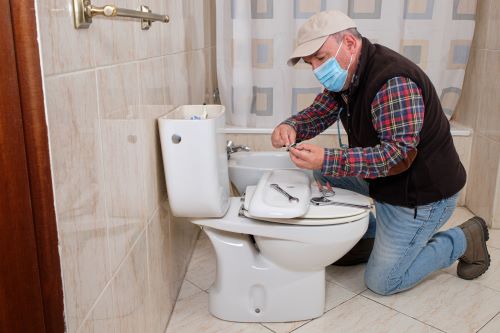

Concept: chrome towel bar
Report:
left=73, top=0, right=169, bottom=30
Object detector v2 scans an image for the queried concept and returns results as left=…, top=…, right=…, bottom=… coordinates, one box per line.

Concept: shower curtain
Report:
left=216, top=0, right=477, bottom=128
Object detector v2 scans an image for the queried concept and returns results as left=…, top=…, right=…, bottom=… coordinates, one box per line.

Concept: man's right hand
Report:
left=271, top=124, right=297, bottom=148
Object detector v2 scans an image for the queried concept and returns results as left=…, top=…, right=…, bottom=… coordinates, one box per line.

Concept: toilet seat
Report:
left=242, top=170, right=372, bottom=226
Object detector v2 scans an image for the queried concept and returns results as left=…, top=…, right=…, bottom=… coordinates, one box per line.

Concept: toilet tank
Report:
left=158, top=105, right=230, bottom=218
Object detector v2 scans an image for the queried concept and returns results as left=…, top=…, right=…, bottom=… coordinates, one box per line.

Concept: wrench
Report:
left=270, top=183, right=299, bottom=202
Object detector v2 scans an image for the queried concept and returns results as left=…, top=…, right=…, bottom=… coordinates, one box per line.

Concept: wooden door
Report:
left=0, top=0, right=64, bottom=332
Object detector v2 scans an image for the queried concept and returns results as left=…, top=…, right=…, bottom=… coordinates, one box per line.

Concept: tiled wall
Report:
left=453, top=0, right=500, bottom=229
left=36, top=0, right=216, bottom=331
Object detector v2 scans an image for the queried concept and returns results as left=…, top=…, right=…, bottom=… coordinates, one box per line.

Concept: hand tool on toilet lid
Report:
left=270, top=183, right=299, bottom=202
left=310, top=196, right=372, bottom=209
left=320, top=187, right=335, bottom=197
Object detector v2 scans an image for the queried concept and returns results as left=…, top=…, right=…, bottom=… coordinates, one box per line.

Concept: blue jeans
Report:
left=314, top=171, right=467, bottom=296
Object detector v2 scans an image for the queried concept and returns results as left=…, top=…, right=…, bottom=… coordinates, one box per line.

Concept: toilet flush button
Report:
left=171, top=134, right=181, bottom=144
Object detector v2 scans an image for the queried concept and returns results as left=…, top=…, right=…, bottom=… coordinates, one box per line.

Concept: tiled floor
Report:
left=166, top=207, right=500, bottom=333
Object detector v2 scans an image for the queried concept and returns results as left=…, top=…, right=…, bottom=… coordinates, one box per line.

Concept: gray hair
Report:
left=332, top=28, right=362, bottom=42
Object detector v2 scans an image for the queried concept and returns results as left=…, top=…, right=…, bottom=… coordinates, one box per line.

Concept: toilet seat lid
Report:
left=245, top=169, right=311, bottom=219
left=243, top=171, right=372, bottom=226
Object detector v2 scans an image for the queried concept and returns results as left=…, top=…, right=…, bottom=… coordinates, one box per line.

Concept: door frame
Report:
left=0, top=0, right=64, bottom=332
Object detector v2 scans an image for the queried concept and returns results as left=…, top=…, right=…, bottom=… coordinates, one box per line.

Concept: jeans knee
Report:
left=364, top=269, right=399, bottom=296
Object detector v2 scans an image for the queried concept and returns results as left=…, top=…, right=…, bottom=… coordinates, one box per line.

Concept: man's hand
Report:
left=271, top=124, right=297, bottom=148
left=289, top=143, right=324, bottom=170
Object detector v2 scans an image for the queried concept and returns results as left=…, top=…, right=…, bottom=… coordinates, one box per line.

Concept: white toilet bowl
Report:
left=190, top=172, right=369, bottom=322
left=158, top=105, right=370, bottom=323
left=194, top=198, right=368, bottom=322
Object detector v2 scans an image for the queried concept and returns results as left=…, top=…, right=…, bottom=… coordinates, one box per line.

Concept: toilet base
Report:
left=204, top=227, right=325, bottom=323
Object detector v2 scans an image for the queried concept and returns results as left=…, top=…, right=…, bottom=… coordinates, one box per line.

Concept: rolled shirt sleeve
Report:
left=281, top=89, right=341, bottom=142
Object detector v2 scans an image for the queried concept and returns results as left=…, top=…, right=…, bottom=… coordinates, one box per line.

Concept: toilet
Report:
left=158, top=105, right=370, bottom=323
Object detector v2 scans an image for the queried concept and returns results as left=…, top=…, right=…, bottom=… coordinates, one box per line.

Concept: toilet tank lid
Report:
left=246, top=170, right=311, bottom=219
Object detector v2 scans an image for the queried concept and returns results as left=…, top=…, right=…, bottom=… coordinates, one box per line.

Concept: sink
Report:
left=228, top=151, right=313, bottom=195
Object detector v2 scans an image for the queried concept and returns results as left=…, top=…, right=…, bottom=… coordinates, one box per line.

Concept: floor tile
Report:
left=325, top=264, right=367, bottom=294
left=166, top=291, right=272, bottom=333
left=185, top=232, right=216, bottom=291
left=362, top=272, right=500, bottom=333
left=262, top=281, right=356, bottom=333
left=293, top=295, right=439, bottom=333
left=177, top=280, right=203, bottom=301
left=443, top=246, right=500, bottom=292
left=478, top=312, right=500, bottom=333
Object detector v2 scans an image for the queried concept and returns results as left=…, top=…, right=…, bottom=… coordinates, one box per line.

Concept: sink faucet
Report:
left=227, top=141, right=250, bottom=159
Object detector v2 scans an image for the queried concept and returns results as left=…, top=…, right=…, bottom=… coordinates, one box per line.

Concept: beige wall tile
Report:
left=134, top=0, right=163, bottom=59
left=139, top=57, right=166, bottom=105
left=92, top=0, right=136, bottom=66
left=170, top=215, right=200, bottom=288
left=79, top=283, right=116, bottom=333
left=161, top=0, right=187, bottom=54
left=453, top=48, right=486, bottom=129
left=45, top=72, right=104, bottom=221
left=59, top=220, right=109, bottom=333
left=226, top=134, right=275, bottom=151
left=139, top=113, right=168, bottom=219
left=453, top=136, right=473, bottom=206
left=186, top=50, right=208, bottom=104
left=37, top=0, right=95, bottom=75
left=111, top=233, right=149, bottom=333
left=181, top=0, right=206, bottom=51
left=145, top=204, right=174, bottom=333
left=97, top=63, right=139, bottom=119
left=208, top=47, right=218, bottom=102
left=466, top=134, right=500, bottom=226
left=477, top=50, right=500, bottom=139
left=493, top=143, right=500, bottom=229
left=164, top=53, right=190, bottom=106
left=486, top=0, right=500, bottom=50
left=471, top=0, right=491, bottom=50
left=44, top=63, right=109, bottom=333
left=100, top=119, right=148, bottom=272
left=205, top=0, right=217, bottom=48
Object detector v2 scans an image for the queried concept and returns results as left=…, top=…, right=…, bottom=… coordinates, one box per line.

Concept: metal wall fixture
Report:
left=73, top=0, right=169, bottom=30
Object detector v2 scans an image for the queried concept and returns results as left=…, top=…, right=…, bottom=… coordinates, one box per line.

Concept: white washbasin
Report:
left=228, top=151, right=313, bottom=195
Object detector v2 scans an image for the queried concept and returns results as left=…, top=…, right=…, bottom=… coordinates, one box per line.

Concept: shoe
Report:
left=333, top=238, right=374, bottom=266
left=457, top=216, right=491, bottom=280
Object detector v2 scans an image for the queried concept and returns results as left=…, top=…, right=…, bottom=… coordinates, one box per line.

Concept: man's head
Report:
left=288, top=11, right=363, bottom=91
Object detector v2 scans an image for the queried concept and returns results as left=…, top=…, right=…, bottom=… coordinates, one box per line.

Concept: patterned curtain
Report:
left=216, top=0, right=477, bottom=127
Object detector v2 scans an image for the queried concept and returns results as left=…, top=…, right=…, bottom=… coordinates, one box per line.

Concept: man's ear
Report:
left=344, top=34, right=357, bottom=52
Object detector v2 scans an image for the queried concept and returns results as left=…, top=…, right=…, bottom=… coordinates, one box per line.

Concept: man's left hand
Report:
left=289, top=143, right=324, bottom=170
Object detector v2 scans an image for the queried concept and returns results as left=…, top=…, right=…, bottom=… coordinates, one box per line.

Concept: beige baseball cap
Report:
left=287, top=10, right=357, bottom=66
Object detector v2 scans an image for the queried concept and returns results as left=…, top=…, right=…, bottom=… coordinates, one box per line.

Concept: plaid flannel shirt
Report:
left=283, top=76, right=425, bottom=179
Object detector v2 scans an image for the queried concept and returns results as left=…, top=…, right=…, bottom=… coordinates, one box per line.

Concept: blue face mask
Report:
left=313, top=41, right=353, bottom=92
